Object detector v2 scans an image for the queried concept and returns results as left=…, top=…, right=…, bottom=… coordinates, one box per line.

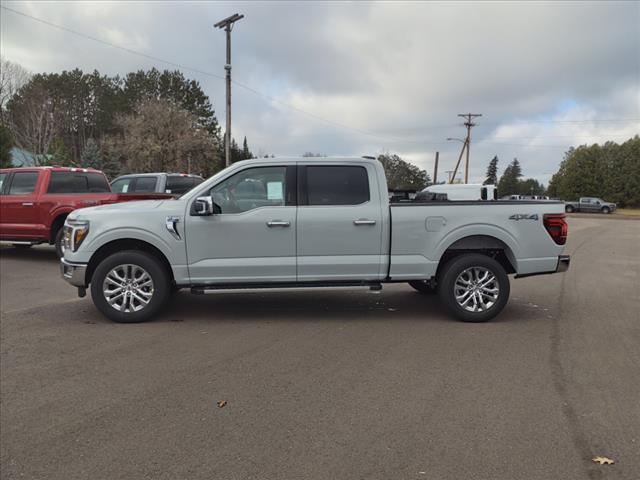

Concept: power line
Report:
left=0, top=5, right=419, bottom=145
left=2, top=5, right=638, bottom=150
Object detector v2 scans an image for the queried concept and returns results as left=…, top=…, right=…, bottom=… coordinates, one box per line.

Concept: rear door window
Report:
left=8, top=171, right=39, bottom=195
left=133, top=177, right=157, bottom=192
left=166, top=176, right=195, bottom=195
left=305, top=166, right=369, bottom=206
left=47, top=172, right=110, bottom=193
left=0, top=173, right=7, bottom=194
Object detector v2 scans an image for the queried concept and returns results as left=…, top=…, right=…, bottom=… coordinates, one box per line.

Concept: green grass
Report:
left=615, top=208, right=640, bottom=217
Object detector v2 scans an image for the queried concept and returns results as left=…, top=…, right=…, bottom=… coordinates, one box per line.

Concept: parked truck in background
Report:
left=0, top=167, right=173, bottom=257
left=59, top=157, right=570, bottom=324
left=110, top=172, right=204, bottom=197
left=564, top=197, right=616, bottom=214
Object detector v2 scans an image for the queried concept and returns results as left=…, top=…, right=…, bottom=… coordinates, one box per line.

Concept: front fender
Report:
left=66, top=227, right=177, bottom=265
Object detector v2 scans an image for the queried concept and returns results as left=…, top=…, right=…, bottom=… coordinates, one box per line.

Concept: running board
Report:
left=190, top=281, right=383, bottom=295
left=0, top=240, right=39, bottom=245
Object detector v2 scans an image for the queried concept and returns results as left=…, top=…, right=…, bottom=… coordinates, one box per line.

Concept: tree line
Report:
left=481, top=135, right=639, bottom=206
left=547, top=137, right=639, bottom=207
left=0, top=58, right=255, bottom=177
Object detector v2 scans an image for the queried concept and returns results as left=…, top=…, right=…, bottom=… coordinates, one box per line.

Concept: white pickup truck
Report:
left=60, top=157, right=570, bottom=323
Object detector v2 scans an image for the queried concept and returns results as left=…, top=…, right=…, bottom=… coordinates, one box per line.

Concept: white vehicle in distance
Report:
left=420, top=184, right=498, bottom=201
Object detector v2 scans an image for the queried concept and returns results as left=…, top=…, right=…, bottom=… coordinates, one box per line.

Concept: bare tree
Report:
left=8, top=85, right=57, bottom=163
left=0, top=57, right=31, bottom=123
left=112, top=98, right=221, bottom=175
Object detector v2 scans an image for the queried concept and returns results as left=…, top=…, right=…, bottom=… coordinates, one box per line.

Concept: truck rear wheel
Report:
left=438, top=254, right=510, bottom=323
left=565, top=205, right=574, bottom=213
left=90, top=250, right=170, bottom=323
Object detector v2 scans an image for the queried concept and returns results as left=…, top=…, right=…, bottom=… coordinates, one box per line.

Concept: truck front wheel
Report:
left=438, top=254, right=510, bottom=323
left=90, top=250, right=170, bottom=323
left=565, top=205, right=574, bottom=213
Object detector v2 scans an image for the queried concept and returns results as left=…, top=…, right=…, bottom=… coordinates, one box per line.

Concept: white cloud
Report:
left=1, top=0, right=638, bottom=185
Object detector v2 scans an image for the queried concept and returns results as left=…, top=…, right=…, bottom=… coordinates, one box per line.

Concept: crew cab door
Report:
left=0, top=170, right=42, bottom=239
left=296, top=163, right=384, bottom=281
left=185, top=165, right=297, bottom=283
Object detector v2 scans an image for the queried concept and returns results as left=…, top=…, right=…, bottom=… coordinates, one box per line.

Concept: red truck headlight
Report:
left=543, top=214, right=568, bottom=245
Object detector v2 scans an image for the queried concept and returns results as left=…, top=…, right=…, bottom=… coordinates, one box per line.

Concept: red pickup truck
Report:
left=0, top=167, right=172, bottom=257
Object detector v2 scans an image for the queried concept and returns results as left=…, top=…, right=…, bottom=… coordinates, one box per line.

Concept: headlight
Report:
left=64, top=220, right=90, bottom=252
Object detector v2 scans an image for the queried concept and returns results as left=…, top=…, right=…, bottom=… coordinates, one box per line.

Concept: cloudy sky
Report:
left=1, top=1, right=639, bottom=184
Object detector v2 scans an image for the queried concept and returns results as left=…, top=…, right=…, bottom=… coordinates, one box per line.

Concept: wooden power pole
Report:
left=215, top=13, right=244, bottom=167
left=457, top=113, right=482, bottom=183
left=433, top=151, right=439, bottom=184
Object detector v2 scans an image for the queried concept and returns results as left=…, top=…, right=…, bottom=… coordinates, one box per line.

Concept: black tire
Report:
left=565, top=205, right=574, bottom=213
left=90, top=250, right=170, bottom=323
left=408, top=280, right=436, bottom=294
left=13, top=244, right=32, bottom=250
left=601, top=206, right=610, bottom=214
left=54, top=228, right=64, bottom=258
left=437, top=253, right=510, bottom=323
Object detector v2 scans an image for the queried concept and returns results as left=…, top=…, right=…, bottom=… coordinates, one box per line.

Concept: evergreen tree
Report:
left=80, top=138, right=102, bottom=169
left=242, top=136, right=253, bottom=160
left=497, top=158, right=523, bottom=196
left=0, top=124, right=14, bottom=168
left=484, top=155, right=498, bottom=185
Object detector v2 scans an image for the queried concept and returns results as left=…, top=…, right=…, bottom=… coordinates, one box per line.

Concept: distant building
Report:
left=10, top=147, right=51, bottom=167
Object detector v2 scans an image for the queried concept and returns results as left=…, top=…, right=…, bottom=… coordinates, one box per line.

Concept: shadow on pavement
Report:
left=0, top=246, right=58, bottom=263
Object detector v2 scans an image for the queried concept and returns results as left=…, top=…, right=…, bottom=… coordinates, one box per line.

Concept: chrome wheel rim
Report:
left=454, top=267, right=499, bottom=313
left=102, top=264, right=154, bottom=313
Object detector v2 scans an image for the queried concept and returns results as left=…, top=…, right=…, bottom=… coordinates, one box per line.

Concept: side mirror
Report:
left=191, top=196, right=218, bottom=216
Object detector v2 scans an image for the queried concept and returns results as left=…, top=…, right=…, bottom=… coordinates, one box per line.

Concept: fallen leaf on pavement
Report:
left=592, top=456, right=615, bottom=465
left=217, top=400, right=227, bottom=408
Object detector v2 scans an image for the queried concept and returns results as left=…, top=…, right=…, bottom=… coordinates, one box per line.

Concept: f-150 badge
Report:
left=509, top=214, right=539, bottom=221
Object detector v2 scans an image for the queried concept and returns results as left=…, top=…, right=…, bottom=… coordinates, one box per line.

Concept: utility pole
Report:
left=433, top=151, right=439, bottom=184
left=215, top=13, right=244, bottom=167
left=457, top=113, right=482, bottom=183
left=448, top=137, right=468, bottom=184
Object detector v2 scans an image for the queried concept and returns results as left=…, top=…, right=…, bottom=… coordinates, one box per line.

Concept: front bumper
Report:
left=60, top=258, right=88, bottom=287
left=515, top=255, right=570, bottom=279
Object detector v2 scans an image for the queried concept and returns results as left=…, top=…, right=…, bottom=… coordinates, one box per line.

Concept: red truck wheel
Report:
left=54, top=228, right=65, bottom=258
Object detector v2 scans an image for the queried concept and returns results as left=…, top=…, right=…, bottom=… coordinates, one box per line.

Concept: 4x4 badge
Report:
left=509, top=214, right=539, bottom=221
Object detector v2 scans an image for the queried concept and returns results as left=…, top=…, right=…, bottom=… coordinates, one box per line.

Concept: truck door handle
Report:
left=21, top=202, right=34, bottom=207
left=267, top=220, right=291, bottom=227
left=354, top=219, right=376, bottom=226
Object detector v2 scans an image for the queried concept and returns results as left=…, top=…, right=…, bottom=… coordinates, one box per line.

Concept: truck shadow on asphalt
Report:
left=0, top=246, right=58, bottom=263
left=150, top=288, right=531, bottom=325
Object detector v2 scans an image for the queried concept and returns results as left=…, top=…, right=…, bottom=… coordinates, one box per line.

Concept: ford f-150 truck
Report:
left=0, top=167, right=173, bottom=257
left=59, top=157, right=570, bottom=323
left=564, top=197, right=616, bottom=214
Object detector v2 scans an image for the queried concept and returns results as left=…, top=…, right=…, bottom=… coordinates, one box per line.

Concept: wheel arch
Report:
left=49, top=210, right=73, bottom=243
left=85, top=238, right=175, bottom=287
left=436, top=234, right=517, bottom=278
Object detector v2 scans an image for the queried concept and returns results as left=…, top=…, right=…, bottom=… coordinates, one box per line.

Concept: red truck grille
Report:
left=543, top=213, right=568, bottom=245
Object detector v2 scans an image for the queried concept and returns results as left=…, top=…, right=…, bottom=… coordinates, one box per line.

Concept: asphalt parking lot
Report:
left=1, top=216, right=638, bottom=480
